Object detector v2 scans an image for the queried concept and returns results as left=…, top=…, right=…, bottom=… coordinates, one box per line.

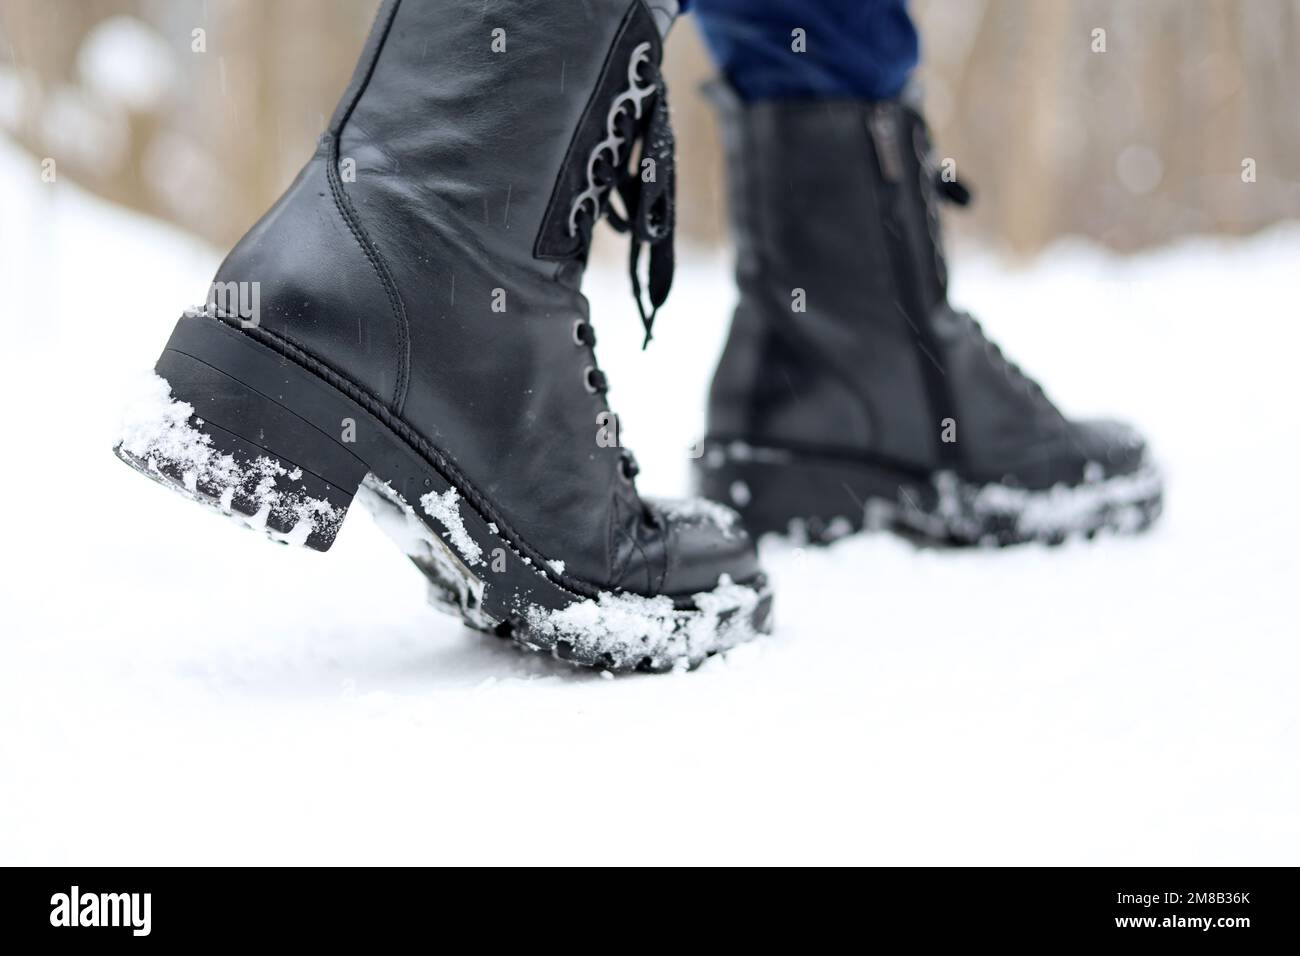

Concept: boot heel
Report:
left=115, top=318, right=368, bottom=551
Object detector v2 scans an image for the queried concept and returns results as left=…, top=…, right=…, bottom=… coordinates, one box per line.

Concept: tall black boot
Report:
left=115, top=0, right=771, bottom=670
left=695, top=86, right=1163, bottom=545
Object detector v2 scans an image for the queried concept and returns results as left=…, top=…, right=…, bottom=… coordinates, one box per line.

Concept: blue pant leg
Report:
left=681, top=0, right=918, bottom=101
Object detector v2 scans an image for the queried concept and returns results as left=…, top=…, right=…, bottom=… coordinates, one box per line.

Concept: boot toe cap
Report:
left=1073, top=417, right=1150, bottom=477
left=648, top=498, right=762, bottom=597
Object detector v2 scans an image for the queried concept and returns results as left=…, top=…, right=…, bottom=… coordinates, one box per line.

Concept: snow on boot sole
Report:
left=697, top=440, right=1163, bottom=547
left=116, top=314, right=773, bottom=672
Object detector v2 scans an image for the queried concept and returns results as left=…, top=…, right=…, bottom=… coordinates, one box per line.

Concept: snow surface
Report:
left=1, top=133, right=1297, bottom=865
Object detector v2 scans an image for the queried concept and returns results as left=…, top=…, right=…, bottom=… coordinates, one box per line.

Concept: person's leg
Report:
left=689, top=1, right=1162, bottom=544
left=686, top=0, right=918, bottom=100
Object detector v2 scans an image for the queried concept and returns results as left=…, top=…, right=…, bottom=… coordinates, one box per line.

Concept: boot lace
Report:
left=567, top=41, right=676, bottom=348
left=564, top=40, right=677, bottom=505
left=909, top=120, right=1059, bottom=411
left=909, top=120, right=1055, bottom=408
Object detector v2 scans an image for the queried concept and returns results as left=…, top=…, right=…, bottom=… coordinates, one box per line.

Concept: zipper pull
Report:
left=867, top=106, right=904, bottom=183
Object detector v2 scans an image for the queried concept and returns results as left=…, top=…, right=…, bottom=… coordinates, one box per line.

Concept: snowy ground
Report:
left=1, top=133, right=1297, bottom=865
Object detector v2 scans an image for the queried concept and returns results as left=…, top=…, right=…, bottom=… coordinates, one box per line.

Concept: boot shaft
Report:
left=706, top=88, right=1075, bottom=482
left=336, top=0, right=673, bottom=280
left=210, top=1, right=685, bottom=589
left=706, top=88, right=946, bottom=469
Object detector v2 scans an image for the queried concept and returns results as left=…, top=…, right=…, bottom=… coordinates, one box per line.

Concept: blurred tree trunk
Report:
left=2, top=0, right=1297, bottom=254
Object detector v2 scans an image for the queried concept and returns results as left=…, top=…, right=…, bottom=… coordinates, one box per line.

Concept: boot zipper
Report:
left=867, top=105, right=960, bottom=468
left=867, top=108, right=905, bottom=184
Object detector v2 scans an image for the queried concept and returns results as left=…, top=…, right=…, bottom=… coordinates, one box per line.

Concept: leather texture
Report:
left=706, top=88, right=1149, bottom=490
left=705, top=87, right=936, bottom=470
left=213, top=0, right=757, bottom=594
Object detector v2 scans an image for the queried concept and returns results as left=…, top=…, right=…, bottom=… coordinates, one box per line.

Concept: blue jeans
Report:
left=682, top=0, right=918, bottom=101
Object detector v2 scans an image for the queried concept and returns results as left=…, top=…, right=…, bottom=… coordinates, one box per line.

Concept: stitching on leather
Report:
left=608, top=495, right=637, bottom=588
left=608, top=502, right=629, bottom=590
left=615, top=526, right=652, bottom=594
left=611, top=496, right=656, bottom=594
left=653, top=526, right=669, bottom=593
left=630, top=535, right=653, bottom=594
left=325, top=135, right=410, bottom=416
left=323, top=0, right=410, bottom=415
left=330, top=0, right=402, bottom=137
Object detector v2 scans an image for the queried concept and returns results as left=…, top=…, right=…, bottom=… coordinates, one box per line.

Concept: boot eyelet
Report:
left=619, top=454, right=639, bottom=483
left=583, top=366, right=602, bottom=394
left=572, top=320, right=591, bottom=346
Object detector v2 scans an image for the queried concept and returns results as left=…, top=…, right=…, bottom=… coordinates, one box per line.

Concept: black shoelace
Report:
left=608, top=74, right=676, bottom=348
left=575, top=55, right=676, bottom=349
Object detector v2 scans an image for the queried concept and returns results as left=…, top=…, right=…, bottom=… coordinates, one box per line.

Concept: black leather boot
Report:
left=115, top=0, right=771, bottom=670
left=695, top=86, right=1163, bottom=545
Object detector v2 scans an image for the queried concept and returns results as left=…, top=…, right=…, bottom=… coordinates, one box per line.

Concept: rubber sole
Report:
left=696, top=439, right=1163, bottom=546
left=115, top=314, right=772, bottom=671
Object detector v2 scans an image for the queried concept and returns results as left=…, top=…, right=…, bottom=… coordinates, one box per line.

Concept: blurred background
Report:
left=2, top=0, right=1298, bottom=256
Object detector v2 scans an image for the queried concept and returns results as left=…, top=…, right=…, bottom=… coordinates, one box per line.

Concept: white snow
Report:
left=523, top=572, right=763, bottom=669
left=418, top=486, right=483, bottom=566
left=2, top=132, right=1298, bottom=865
left=650, top=495, right=744, bottom=538
left=968, top=462, right=1164, bottom=536
left=116, top=370, right=342, bottom=542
